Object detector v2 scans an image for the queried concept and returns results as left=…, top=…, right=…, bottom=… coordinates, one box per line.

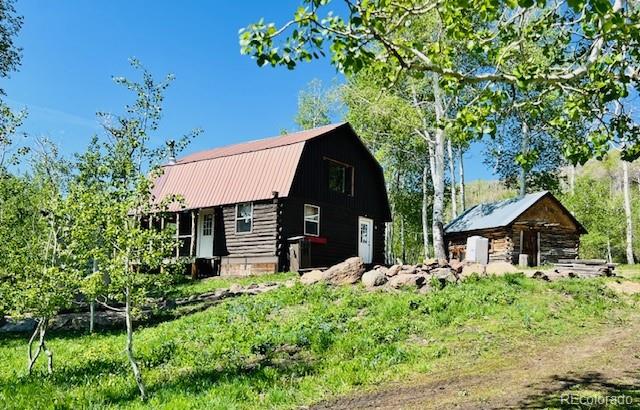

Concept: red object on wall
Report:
left=306, top=236, right=327, bottom=244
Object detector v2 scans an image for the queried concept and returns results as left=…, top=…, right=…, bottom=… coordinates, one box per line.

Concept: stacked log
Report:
left=554, top=259, right=616, bottom=278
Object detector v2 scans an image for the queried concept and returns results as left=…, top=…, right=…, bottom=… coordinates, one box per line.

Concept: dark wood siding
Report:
left=279, top=197, right=386, bottom=268
left=280, top=127, right=391, bottom=268
left=222, top=200, right=278, bottom=257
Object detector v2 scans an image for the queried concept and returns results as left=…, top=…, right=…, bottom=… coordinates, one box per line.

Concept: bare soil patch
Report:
left=310, top=316, right=640, bottom=409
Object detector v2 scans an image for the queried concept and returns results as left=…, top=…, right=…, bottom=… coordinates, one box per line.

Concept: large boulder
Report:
left=432, top=267, right=459, bottom=284
left=461, top=263, right=487, bottom=278
left=362, top=269, right=388, bottom=288
left=300, top=269, right=326, bottom=285
left=324, top=257, right=365, bottom=285
left=386, top=264, right=402, bottom=277
left=486, top=261, right=519, bottom=276
left=387, top=273, right=426, bottom=289
left=449, top=259, right=464, bottom=274
left=398, top=266, right=417, bottom=275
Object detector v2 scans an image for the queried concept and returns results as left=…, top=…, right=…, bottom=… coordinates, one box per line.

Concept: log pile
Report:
left=554, top=259, right=616, bottom=278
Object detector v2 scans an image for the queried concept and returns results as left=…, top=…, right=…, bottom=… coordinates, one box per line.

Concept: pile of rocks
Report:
left=300, top=257, right=465, bottom=292
left=361, top=259, right=463, bottom=292
left=299, top=256, right=611, bottom=292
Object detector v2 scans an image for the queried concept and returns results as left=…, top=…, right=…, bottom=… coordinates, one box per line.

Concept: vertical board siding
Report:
left=281, top=128, right=391, bottom=268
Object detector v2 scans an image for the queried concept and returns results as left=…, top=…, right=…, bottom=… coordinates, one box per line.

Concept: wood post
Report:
left=537, top=231, right=541, bottom=266
left=190, top=210, right=196, bottom=257
left=175, top=212, right=180, bottom=258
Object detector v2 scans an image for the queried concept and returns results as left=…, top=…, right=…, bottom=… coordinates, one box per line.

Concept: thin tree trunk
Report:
left=27, top=318, right=52, bottom=375
left=607, top=238, right=612, bottom=263
left=447, top=139, right=457, bottom=219
left=622, top=160, right=635, bottom=264
left=519, top=120, right=529, bottom=197
left=422, top=164, right=431, bottom=260
left=90, top=259, right=98, bottom=333
left=89, top=301, right=95, bottom=334
left=458, top=147, right=465, bottom=212
left=400, top=218, right=406, bottom=265
left=125, top=287, right=146, bottom=400
left=569, top=164, right=576, bottom=194
left=27, top=320, right=42, bottom=375
left=431, top=74, right=447, bottom=260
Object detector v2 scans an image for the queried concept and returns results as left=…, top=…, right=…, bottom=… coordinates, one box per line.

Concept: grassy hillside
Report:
left=0, top=274, right=636, bottom=409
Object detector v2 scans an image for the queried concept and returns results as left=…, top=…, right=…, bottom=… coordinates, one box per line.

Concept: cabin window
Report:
left=235, top=202, right=253, bottom=233
left=326, top=158, right=353, bottom=195
left=202, top=213, right=213, bottom=236
left=304, top=204, right=320, bottom=236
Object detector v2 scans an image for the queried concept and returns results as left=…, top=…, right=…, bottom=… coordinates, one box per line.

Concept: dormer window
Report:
left=326, top=158, right=353, bottom=195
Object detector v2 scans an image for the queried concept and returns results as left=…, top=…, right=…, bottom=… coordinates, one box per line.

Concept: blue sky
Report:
left=2, top=0, right=495, bottom=180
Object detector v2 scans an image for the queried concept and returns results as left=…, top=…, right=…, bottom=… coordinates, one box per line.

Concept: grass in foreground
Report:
left=167, top=272, right=298, bottom=298
left=0, top=274, right=634, bottom=409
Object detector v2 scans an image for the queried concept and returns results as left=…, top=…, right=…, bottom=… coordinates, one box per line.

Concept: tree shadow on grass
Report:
left=0, top=343, right=317, bottom=407
left=518, top=371, right=640, bottom=409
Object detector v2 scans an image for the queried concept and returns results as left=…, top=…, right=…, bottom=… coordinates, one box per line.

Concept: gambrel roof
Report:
left=151, top=123, right=347, bottom=210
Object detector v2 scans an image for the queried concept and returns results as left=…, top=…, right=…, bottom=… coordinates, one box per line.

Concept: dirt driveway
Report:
left=311, top=315, right=640, bottom=409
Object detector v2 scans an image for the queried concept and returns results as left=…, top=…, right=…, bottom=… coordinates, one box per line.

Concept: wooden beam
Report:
left=190, top=210, right=196, bottom=257
left=537, top=231, right=541, bottom=266
left=175, top=212, right=180, bottom=258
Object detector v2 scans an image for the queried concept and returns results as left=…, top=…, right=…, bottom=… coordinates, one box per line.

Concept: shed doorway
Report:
left=522, top=230, right=539, bottom=266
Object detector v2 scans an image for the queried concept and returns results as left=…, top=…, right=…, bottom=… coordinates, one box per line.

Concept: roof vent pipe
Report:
left=167, top=140, right=176, bottom=165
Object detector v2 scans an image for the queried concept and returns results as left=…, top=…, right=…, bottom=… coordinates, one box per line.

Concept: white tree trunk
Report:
left=519, top=120, right=529, bottom=197
left=125, top=287, right=147, bottom=400
left=622, top=160, right=635, bottom=265
left=447, top=138, right=457, bottom=219
left=431, top=76, right=447, bottom=260
left=569, top=165, right=576, bottom=194
left=27, top=318, right=52, bottom=375
left=458, top=147, right=465, bottom=212
left=422, top=164, right=431, bottom=260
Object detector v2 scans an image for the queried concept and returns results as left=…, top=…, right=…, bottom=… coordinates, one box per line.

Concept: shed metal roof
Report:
left=151, top=123, right=346, bottom=211
left=445, top=191, right=558, bottom=234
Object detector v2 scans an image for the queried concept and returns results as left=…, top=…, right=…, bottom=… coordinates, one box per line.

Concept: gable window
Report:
left=304, top=204, right=320, bottom=236
left=326, top=158, right=353, bottom=195
left=235, top=202, right=253, bottom=233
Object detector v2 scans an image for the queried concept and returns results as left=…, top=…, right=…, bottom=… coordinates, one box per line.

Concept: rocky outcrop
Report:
left=362, top=269, right=387, bottom=288
left=300, top=269, right=326, bottom=285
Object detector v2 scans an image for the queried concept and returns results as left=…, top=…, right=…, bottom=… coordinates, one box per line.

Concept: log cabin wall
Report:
left=511, top=195, right=581, bottom=265
left=219, top=200, right=279, bottom=276
left=446, top=228, right=513, bottom=263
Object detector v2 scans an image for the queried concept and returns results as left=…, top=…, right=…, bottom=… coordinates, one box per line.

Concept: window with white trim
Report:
left=326, top=158, right=353, bottom=195
left=235, top=202, right=253, bottom=233
left=304, top=204, right=320, bottom=236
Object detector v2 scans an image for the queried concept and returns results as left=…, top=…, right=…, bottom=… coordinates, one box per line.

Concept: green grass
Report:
left=168, top=272, right=298, bottom=298
left=0, top=274, right=633, bottom=409
left=616, top=264, right=640, bottom=280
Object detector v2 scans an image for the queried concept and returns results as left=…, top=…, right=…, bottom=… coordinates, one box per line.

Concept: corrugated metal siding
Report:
left=153, top=143, right=305, bottom=210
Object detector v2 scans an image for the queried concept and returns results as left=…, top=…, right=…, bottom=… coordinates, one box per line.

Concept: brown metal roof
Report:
left=152, top=123, right=345, bottom=210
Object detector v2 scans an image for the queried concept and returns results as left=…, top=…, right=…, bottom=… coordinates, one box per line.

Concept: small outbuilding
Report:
left=444, top=191, right=587, bottom=266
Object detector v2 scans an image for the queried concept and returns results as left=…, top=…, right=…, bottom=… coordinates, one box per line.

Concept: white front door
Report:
left=358, top=217, right=373, bottom=264
left=197, top=210, right=214, bottom=258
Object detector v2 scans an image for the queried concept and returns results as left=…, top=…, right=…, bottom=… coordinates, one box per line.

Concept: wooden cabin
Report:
left=444, top=191, right=586, bottom=266
left=151, top=123, right=391, bottom=275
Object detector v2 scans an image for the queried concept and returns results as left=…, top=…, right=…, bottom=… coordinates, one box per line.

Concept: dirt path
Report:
left=311, top=316, right=640, bottom=409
